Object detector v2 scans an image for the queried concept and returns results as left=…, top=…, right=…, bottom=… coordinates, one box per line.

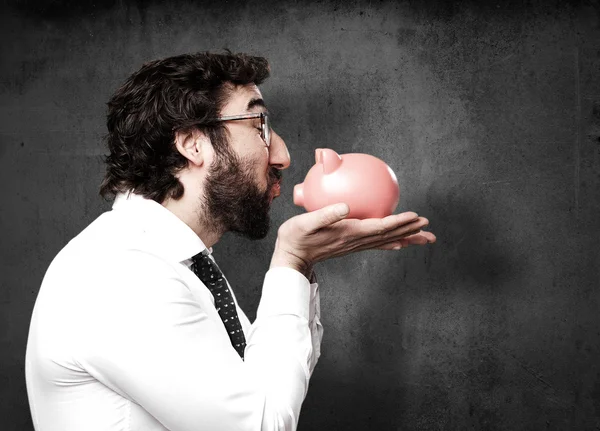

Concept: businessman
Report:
left=25, top=51, right=436, bottom=431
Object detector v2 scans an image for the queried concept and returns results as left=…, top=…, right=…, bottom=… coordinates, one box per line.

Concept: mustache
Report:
left=269, top=169, right=282, bottom=183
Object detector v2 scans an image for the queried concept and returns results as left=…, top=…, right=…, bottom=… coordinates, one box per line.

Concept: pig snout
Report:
left=293, top=183, right=304, bottom=207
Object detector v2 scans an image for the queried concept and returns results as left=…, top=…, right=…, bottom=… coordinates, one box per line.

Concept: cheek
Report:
left=246, top=150, right=269, bottom=183
left=259, top=147, right=270, bottom=171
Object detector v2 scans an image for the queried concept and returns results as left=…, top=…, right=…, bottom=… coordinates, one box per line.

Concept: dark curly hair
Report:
left=99, top=50, right=270, bottom=203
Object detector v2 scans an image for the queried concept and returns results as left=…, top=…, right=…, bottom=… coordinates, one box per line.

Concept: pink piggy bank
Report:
left=293, top=148, right=400, bottom=219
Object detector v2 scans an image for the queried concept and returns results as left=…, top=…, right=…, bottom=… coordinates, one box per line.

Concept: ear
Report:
left=174, top=130, right=211, bottom=167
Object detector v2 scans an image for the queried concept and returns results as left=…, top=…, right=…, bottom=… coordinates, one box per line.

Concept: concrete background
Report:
left=1, top=0, right=599, bottom=429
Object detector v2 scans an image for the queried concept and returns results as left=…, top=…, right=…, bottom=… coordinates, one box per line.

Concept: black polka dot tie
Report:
left=191, top=250, right=246, bottom=359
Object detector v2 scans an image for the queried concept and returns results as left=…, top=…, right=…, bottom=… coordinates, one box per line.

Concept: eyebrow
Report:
left=247, top=97, right=269, bottom=114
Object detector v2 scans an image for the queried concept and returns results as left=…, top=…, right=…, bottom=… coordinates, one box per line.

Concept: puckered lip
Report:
left=272, top=181, right=281, bottom=197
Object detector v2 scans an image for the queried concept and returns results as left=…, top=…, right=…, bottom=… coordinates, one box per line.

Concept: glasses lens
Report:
left=263, top=113, right=270, bottom=147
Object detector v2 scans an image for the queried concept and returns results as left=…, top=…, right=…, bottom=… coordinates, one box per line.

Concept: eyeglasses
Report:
left=215, top=112, right=271, bottom=147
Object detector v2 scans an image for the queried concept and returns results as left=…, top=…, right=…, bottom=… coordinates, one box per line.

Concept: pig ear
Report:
left=315, top=148, right=324, bottom=164
left=316, top=148, right=342, bottom=174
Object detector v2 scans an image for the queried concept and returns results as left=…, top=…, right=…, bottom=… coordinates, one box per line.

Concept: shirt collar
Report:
left=112, top=191, right=211, bottom=263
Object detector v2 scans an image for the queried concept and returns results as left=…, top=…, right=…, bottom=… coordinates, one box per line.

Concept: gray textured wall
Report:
left=1, top=0, right=599, bottom=429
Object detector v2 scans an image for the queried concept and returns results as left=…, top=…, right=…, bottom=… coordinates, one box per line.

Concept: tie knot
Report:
left=191, top=250, right=210, bottom=265
left=191, top=251, right=223, bottom=286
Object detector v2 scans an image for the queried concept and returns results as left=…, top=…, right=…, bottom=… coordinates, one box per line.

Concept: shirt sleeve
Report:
left=308, top=274, right=323, bottom=377
left=76, top=251, right=320, bottom=431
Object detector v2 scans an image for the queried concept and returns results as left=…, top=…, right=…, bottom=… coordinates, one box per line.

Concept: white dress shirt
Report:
left=25, top=191, right=323, bottom=431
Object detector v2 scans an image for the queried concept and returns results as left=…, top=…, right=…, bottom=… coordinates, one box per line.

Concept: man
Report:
left=25, top=51, right=435, bottom=431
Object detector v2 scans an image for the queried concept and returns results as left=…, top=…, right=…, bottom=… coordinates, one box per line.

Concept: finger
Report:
left=326, top=230, right=434, bottom=260
left=390, top=217, right=429, bottom=238
left=300, top=203, right=350, bottom=233
left=349, top=212, right=419, bottom=238
left=375, top=242, right=405, bottom=250
left=345, top=231, right=419, bottom=253
left=390, top=227, right=435, bottom=244
left=397, top=233, right=433, bottom=247
left=368, top=231, right=436, bottom=251
left=361, top=217, right=429, bottom=245
left=418, top=231, right=437, bottom=243
left=335, top=218, right=426, bottom=255
left=340, top=213, right=421, bottom=245
left=377, top=211, right=421, bottom=232
left=404, top=235, right=429, bottom=245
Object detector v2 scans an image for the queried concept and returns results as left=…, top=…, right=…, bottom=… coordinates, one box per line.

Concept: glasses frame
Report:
left=215, top=112, right=270, bottom=147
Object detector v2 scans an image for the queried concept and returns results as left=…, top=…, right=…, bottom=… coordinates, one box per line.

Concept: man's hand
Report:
left=270, top=203, right=436, bottom=277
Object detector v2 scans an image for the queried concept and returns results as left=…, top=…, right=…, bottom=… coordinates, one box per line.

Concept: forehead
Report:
left=220, top=84, right=264, bottom=115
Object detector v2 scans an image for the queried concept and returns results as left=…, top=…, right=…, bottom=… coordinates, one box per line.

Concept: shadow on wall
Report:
left=298, top=149, right=528, bottom=429
left=424, top=172, right=525, bottom=285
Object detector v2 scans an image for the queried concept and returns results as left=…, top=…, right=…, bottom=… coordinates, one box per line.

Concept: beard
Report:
left=200, top=147, right=281, bottom=240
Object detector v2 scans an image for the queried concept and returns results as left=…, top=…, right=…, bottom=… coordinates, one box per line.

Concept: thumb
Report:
left=303, top=203, right=349, bottom=232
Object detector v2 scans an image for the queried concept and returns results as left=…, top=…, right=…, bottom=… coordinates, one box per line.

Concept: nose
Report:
left=268, top=129, right=291, bottom=171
